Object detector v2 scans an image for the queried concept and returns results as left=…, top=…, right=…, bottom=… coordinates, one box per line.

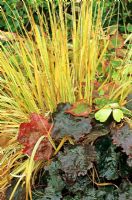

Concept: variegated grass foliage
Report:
left=0, top=0, right=131, bottom=199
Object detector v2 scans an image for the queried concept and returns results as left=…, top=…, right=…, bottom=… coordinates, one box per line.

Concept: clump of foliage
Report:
left=100, top=0, right=132, bottom=33
left=31, top=121, right=131, bottom=200
left=5, top=103, right=132, bottom=200
left=1, top=0, right=131, bottom=34
left=0, top=0, right=55, bottom=32
left=95, top=103, right=124, bottom=123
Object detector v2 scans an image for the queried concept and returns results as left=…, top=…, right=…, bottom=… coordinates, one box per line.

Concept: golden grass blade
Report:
left=25, top=135, right=45, bottom=200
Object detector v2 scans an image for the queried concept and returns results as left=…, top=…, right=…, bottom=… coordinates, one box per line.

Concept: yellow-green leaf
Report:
left=113, top=109, right=124, bottom=122
left=95, top=108, right=112, bottom=122
left=65, top=102, right=91, bottom=117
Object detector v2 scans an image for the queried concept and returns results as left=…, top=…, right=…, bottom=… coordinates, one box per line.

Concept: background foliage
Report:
left=0, top=0, right=57, bottom=32
left=0, top=0, right=132, bottom=33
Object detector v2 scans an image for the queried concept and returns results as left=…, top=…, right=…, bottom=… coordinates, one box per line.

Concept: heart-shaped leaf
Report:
left=18, top=113, right=53, bottom=161
left=52, top=103, right=92, bottom=141
left=65, top=102, right=91, bottom=117
left=127, top=23, right=132, bottom=32
left=95, top=108, right=112, bottom=122
left=113, top=109, right=124, bottom=122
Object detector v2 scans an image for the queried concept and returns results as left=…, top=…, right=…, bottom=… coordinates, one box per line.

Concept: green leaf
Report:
left=112, top=71, right=120, bottom=81
left=127, top=23, right=132, bottom=32
left=111, top=59, right=122, bottom=68
left=98, top=89, right=104, bottom=96
left=113, top=109, right=124, bottom=122
left=108, top=103, right=119, bottom=109
left=119, top=181, right=132, bottom=200
left=65, top=102, right=91, bottom=117
left=95, top=108, right=112, bottom=122
left=94, top=98, right=113, bottom=109
left=109, top=33, right=124, bottom=49
left=39, top=186, right=62, bottom=200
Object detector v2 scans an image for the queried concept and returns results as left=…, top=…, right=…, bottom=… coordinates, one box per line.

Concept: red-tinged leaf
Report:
left=65, top=101, right=91, bottom=117
left=81, top=82, right=86, bottom=86
left=30, top=113, right=52, bottom=133
left=109, top=33, right=124, bottom=49
left=93, top=81, right=119, bottom=101
left=18, top=113, right=51, bottom=143
left=116, top=48, right=127, bottom=58
left=23, top=139, right=52, bottom=161
left=102, top=82, right=119, bottom=94
left=17, top=113, right=53, bottom=161
left=102, top=59, right=110, bottom=72
left=18, top=123, right=34, bottom=146
left=34, top=139, right=53, bottom=160
left=94, top=81, right=101, bottom=89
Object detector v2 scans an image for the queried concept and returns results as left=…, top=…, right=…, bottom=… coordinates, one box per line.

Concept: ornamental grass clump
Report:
left=0, top=1, right=131, bottom=199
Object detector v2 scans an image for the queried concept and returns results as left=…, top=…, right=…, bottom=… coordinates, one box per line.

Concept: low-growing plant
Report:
left=95, top=103, right=124, bottom=123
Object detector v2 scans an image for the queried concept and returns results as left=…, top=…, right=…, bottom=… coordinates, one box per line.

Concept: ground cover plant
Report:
left=0, top=0, right=132, bottom=200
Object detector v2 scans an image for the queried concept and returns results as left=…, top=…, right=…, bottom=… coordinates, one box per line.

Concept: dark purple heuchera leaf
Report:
left=112, top=124, right=132, bottom=159
left=17, top=113, right=53, bottom=161
left=57, top=145, right=96, bottom=183
left=51, top=103, right=92, bottom=141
